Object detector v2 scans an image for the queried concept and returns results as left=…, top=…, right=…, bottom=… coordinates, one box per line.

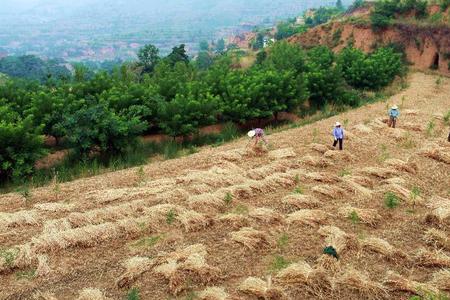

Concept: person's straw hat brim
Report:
left=392, top=105, right=398, bottom=110
left=335, top=122, right=341, bottom=127
left=248, top=130, right=256, bottom=138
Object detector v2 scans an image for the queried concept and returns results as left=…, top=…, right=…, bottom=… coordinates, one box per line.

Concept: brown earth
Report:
left=290, top=7, right=450, bottom=75
left=1, top=72, right=450, bottom=300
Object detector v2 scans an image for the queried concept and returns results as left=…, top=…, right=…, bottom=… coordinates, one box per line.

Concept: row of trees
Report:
left=0, top=41, right=403, bottom=182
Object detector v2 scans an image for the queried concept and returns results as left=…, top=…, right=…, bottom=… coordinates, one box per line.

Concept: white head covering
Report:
left=392, top=105, right=398, bottom=110
left=248, top=130, right=256, bottom=138
left=335, top=122, right=341, bottom=127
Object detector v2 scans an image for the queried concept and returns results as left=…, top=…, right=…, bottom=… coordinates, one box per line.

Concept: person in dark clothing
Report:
left=332, top=122, right=344, bottom=150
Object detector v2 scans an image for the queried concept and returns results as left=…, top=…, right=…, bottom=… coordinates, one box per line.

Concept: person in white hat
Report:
left=388, top=105, right=400, bottom=128
left=332, top=122, right=344, bottom=150
left=248, top=128, right=268, bottom=147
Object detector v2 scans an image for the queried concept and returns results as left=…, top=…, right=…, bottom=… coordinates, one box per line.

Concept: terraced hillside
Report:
left=1, top=72, right=449, bottom=299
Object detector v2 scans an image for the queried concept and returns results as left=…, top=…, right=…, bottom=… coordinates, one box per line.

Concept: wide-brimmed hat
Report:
left=392, top=105, right=398, bottom=110
left=335, top=122, right=341, bottom=127
left=248, top=130, right=256, bottom=138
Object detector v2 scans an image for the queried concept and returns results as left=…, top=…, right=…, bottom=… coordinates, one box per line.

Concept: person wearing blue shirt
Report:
left=332, top=122, right=344, bottom=150
left=388, top=105, right=400, bottom=128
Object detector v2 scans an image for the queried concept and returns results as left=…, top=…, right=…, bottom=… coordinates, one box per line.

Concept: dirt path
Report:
left=0, top=72, right=449, bottom=300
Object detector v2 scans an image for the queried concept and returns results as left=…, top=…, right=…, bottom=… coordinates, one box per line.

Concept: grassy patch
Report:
left=384, top=192, right=400, bottom=209
left=0, top=248, right=17, bottom=268
left=15, top=269, right=36, bottom=280
left=269, top=255, right=290, bottom=272
left=293, top=186, right=304, bottom=194
left=233, top=204, right=249, bottom=215
left=131, top=235, right=162, bottom=248
left=224, top=192, right=233, bottom=206
left=277, top=233, right=289, bottom=250
left=166, top=209, right=177, bottom=225
left=339, top=168, right=352, bottom=177
left=127, top=287, right=140, bottom=300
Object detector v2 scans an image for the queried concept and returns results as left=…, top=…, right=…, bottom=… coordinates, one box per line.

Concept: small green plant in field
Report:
left=378, top=144, right=390, bottom=162
left=339, top=168, right=351, bottom=177
left=409, top=291, right=450, bottom=300
left=0, top=249, right=17, bottom=268
left=166, top=209, right=177, bottom=225
left=127, top=287, right=140, bottom=300
left=134, top=166, right=145, bottom=186
left=436, top=76, right=443, bottom=86
left=277, top=233, right=289, bottom=250
left=348, top=210, right=360, bottom=226
left=294, top=174, right=300, bottom=184
left=409, top=186, right=421, bottom=207
left=384, top=192, right=400, bottom=209
left=444, top=110, right=450, bottom=125
left=132, top=235, right=162, bottom=248
left=343, top=119, right=349, bottom=127
left=233, top=204, right=249, bottom=215
left=137, top=222, right=147, bottom=232
left=270, top=255, right=290, bottom=272
left=293, top=186, right=304, bottom=194
left=15, top=268, right=36, bottom=280
left=224, top=192, right=233, bottom=205
left=426, top=120, right=435, bottom=137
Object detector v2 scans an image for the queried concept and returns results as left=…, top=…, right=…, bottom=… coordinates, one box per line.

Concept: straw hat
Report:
left=248, top=130, right=256, bottom=138
left=335, top=122, right=341, bottom=127
left=392, top=105, right=398, bottom=110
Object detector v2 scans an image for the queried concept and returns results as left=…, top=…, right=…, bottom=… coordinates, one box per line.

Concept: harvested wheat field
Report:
left=1, top=72, right=450, bottom=299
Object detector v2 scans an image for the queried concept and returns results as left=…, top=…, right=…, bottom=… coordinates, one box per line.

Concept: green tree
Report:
left=166, top=44, right=189, bottom=66
left=196, top=51, right=214, bottom=70
left=336, top=0, right=344, bottom=10
left=64, top=102, right=146, bottom=156
left=216, top=38, right=226, bottom=54
left=199, top=40, right=209, bottom=51
left=157, top=82, right=220, bottom=137
left=264, top=41, right=306, bottom=75
left=138, top=44, right=160, bottom=73
left=0, top=112, right=45, bottom=181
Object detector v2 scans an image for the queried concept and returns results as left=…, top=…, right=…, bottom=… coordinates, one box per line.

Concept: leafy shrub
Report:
left=338, top=47, right=403, bottom=90
left=384, top=192, right=400, bottom=209
left=0, top=115, right=45, bottom=182
left=64, top=103, right=146, bottom=156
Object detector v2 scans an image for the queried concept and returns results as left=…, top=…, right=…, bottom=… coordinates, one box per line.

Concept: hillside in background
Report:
left=0, top=0, right=353, bottom=61
left=290, top=1, right=450, bottom=75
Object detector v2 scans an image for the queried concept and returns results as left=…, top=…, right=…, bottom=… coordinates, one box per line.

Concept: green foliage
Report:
left=384, top=192, right=400, bottom=209
left=294, top=186, right=304, bottom=194
left=15, top=269, right=36, bottom=280
left=305, top=6, right=344, bottom=28
left=0, top=248, right=17, bottom=268
left=348, top=210, right=360, bottom=225
left=275, top=21, right=307, bottom=40
left=0, top=115, right=46, bottom=182
left=64, top=102, right=146, bottom=156
left=338, top=47, right=403, bottom=90
left=440, top=0, right=450, bottom=11
left=216, top=38, right=226, bottom=54
left=444, top=110, right=450, bottom=125
left=339, top=168, right=352, bottom=177
left=233, top=204, right=249, bottom=215
left=132, top=235, right=162, bottom=248
left=426, top=120, right=435, bottom=137
left=166, top=209, right=177, bottom=225
left=370, top=0, right=428, bottom=30
left=0, top=55, right=71, bottom=83
left=350, top=0, right=366, bottom=10
left=166, top=44, right=190, bottom=66
left=277, top=233, right=289, bottom=250
left=199, top=40, right=209, bottom=51
left=270, top=255, right=290, bottom=272
left=224, top=192, right=233, bottom=205
left=127, top=287, right=140, bottom=300
left=138, top=44, right=160, bottom=73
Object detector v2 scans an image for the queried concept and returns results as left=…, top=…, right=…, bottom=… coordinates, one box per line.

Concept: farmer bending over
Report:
left=248, top=128, right=268, bottom=146
left=388, top=105, right=400, bottom=128
left=332, top=122, right=344, bottom=150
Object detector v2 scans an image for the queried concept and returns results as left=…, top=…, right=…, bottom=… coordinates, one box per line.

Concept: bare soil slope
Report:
left=1, top=72, right=450, bottom=300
